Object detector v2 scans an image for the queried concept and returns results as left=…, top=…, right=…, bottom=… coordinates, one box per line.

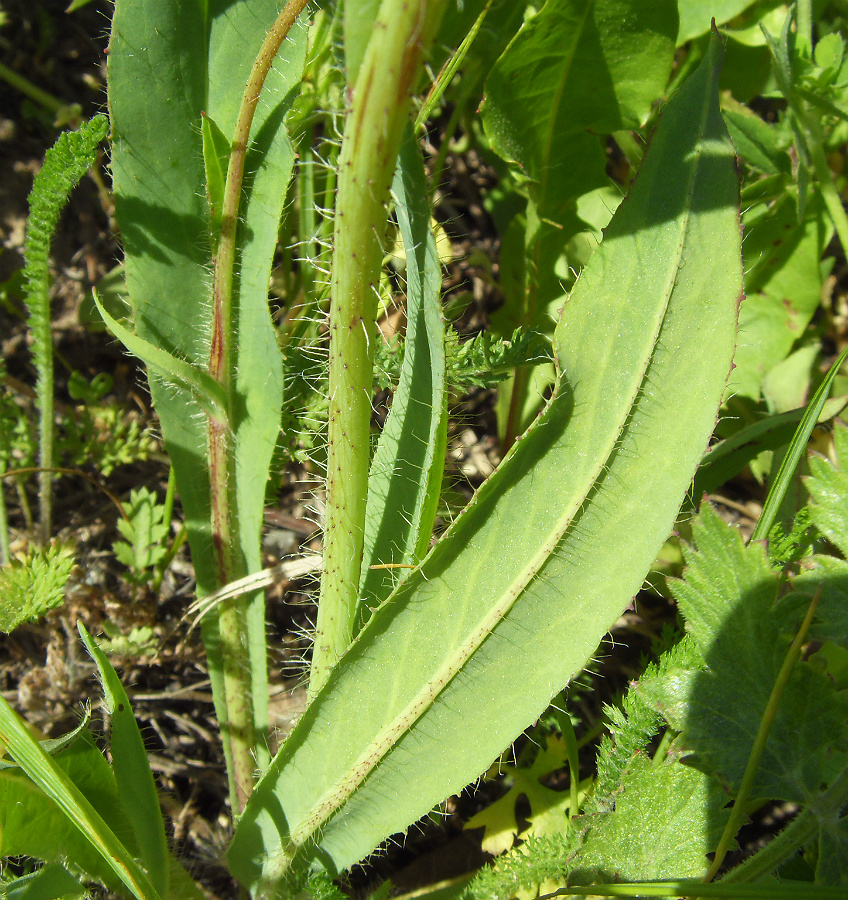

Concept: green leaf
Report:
left=730, top=192, right=832, bottom=401
left=818, top=817, right=848, bottom=886
left=677, top=0, right=758, bottom=45
left=788, top=556, right=848, bottom=649
left=2, top=863, right=85, bottom=900
left=0, top=705, right=157, bottom=900
left=344, top=0, right=380, bottom=85
left=481, top=0, right=677, bottom=220
left=109, top=0, right=309, bottom=780
left=721, top=96, right=792, bottom=175
left=114, top=487, right=169, bottom=579
left=692, top=397, right=848, bottom=499
left=572, top=757, right=730, bottom=882
left=807, top=422, right=848, bottom=558
left=0, top=716, right=91, bottom=773
left=91, top=289, right=228, bottom=427
left=78, top=624, right=169, bottom=899
left=229, top=29, right=740, bottom=888
left=200, top=111, right=231, bottom=243
left=0, top=543, right=75, bottom=633
left=358, top=127, right=447, bottom=616
left=657, top=504, right=848, bottom=803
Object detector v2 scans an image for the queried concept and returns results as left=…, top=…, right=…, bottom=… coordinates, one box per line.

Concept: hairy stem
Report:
left=310, top=0, right=447, bottom=699
left=208, top=0, right=309, bottom=811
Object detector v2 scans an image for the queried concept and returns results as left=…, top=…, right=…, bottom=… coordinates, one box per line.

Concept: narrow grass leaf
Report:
left=751, top=342, right=848, bottom=542
left=78, top=624, right=169, bottom=898
left=693, top=397, right=848, bottom=499
left=0, top=697, right=159, bottom=900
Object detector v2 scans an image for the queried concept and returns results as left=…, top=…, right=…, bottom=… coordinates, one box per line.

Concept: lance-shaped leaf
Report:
left=358, top=127, right=447, bottom=617
left=229, top=29, right=740, bottom=889
left=108, top=0, right=308, bottom=776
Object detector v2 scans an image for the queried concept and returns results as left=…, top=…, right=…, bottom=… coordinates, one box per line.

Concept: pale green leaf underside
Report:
left=230, top=29, right=740, bottom=889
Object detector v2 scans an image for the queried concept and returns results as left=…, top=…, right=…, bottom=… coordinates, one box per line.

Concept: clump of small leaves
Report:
left=0, top=542, right=75, bottom=633
left=113, top=486, right=170, bottom=587
left=61, top=371, right=156, bottom=477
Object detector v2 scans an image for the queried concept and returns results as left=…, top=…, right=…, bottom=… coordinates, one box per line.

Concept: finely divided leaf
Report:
left=230, top=30, right=740, bottom=889
left=0, top=543, right=75, bottom=634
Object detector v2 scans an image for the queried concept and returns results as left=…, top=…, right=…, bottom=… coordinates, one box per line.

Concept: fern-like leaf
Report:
left=22, top=114, right=109, bottom=541
left=0, top=542, right=75, bottom=633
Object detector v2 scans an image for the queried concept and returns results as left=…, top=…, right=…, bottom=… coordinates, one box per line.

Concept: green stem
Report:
left=704, top=588, right=821, bottom=881
left=797, top=108, right=848, bottom=259
left=310, top=0, right=447, bottom=699
left=719, top=766, right=848, bottom=884
left=0, top=61, right=66, bottom=115
left=207, top=0, right=309, bottom=812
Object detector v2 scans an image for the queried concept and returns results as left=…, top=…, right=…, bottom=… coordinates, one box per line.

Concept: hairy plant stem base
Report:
left=311, top=0, right=448, bottom=698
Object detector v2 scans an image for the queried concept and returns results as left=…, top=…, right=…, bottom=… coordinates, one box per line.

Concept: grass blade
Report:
left=750, top=342, right=848, bottom=542
left=78, top=624, right=169, bottom=898
left=0, top=697, right=160, bottom=900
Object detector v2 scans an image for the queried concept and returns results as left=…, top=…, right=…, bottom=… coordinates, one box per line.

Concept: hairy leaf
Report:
left=807, top=422, right=848, bottom=558
left=230, top=30, right=741, bottom=888
left=571, top=757, right=730, bottom=884
left=650, top=504, right=848, bottom=803
left=358, top=128, right=447, bottom=615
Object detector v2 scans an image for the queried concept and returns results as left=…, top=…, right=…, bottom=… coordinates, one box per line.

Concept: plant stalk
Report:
left=718, top=766, right=848, bottom=884
left=207, top=0, right=309, bottom=811
left=704, top=588, right=821, bottom=881
left=309, top=0, right=447, bottom=699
